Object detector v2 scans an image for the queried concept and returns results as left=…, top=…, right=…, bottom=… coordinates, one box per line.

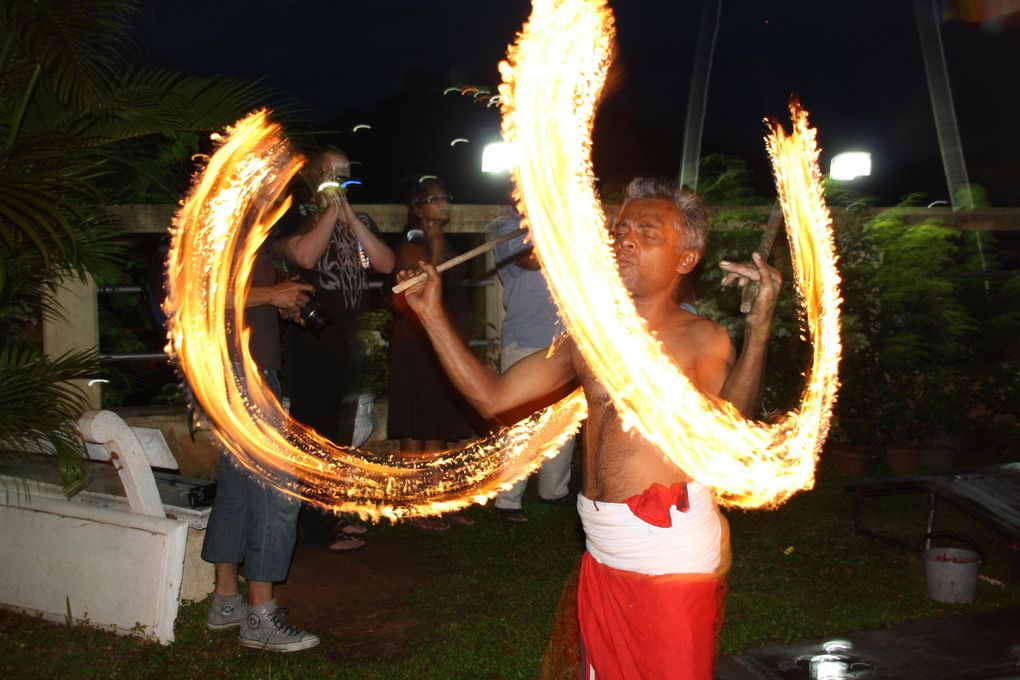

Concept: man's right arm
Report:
left=397, top=262, right=575, bottom=419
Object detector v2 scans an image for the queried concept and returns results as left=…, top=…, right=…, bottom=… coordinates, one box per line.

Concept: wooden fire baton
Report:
left=739, top=200, right=785, bottom=314
left=392, top=227, right=528, bottom=294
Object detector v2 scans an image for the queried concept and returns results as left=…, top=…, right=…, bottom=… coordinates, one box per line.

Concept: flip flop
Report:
left=336, top=519, right=367, bottom=536
left=328, top=533, right=366, bottom=552
left=406, top=517, right=450, bottom=532
left=443, top=513, right=475, bottom=527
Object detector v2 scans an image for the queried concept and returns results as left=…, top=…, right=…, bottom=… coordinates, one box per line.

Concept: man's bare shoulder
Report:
left=663, top=308, right=732, bottom=354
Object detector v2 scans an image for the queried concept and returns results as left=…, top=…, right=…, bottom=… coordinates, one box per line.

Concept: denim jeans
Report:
left=200, top=368, right=299, bottom=582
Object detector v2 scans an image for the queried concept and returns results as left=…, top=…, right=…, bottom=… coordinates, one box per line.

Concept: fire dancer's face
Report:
left=612, top=198, right=699, bottom=298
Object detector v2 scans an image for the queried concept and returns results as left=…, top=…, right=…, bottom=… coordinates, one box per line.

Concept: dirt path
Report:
left=275, top=534, right=445, bottom=662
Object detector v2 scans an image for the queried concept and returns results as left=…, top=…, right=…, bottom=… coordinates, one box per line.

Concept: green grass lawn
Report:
left=2, top=450, right=1019, bottom=679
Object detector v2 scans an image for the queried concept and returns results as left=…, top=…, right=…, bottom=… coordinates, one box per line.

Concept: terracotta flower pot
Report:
left=830, top=443, right=870, bottom=477
left=921, top=432, right=959, bottom=471
left=885, top=441, right=921, bottom=473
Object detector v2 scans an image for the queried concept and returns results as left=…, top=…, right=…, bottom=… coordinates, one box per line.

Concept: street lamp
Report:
left=830, top=151, right=871, bottom=181
left=481, top=141, right=517, bottom=173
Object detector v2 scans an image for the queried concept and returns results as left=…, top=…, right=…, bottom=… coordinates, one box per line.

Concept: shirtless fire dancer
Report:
left=396, top=177, right=782, bottom=679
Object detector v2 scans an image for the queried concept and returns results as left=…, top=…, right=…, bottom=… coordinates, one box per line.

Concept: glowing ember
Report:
left=500, top=0, right=841, bottom=508
left=164, top=110, right=586, bottom=520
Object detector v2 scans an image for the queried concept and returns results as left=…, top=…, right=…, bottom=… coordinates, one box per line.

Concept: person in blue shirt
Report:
left=491, top=214, right=576, bottom=523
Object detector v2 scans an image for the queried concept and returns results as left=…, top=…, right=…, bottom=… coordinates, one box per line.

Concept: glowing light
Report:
left=499, top=0, right=842, bottom=508
left=341, top=179, right=362, bottom=189
left=165, top=110, right=584, bottom=521
left=443, top=86, right=461, bottom=95
left=352, top=124, right=372, bottom=132
left=829, top=151, right=871, bottom=180
left=481, top=141, right=518, bottom=173
left=316, top=180, right=340, bottom=192
left=449, top=137, right=469, bottom=146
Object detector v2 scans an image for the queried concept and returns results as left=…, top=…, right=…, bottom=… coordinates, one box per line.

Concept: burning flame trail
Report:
left=500, top=0, right=842, bottom=508
left=165, top=111, right=586, bottom=521
left=167, top=0, right=841, bottom=517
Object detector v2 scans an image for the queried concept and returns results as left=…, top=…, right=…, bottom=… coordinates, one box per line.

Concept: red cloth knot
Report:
left=623, top=482, right=690, bottom=528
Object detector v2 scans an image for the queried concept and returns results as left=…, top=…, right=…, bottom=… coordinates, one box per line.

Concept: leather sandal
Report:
left=496, top=508, right=529, bottom=524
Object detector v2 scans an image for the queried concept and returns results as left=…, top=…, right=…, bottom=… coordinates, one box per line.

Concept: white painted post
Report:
left=77, top=410, right=165, bottom=518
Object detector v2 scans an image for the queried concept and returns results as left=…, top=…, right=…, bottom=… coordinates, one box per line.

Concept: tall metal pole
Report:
left=678, top=0, right=722, bottom=191
left=913, top=0, right=973, bottom=210
left=913, top=0, right=988, bottom=289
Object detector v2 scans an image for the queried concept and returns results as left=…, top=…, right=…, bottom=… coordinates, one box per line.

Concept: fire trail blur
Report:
left=166, top=0, right=841, bottom=518
left=500, top=0, right=842, bottom=508
left=164, top=111, right=585, bottom=521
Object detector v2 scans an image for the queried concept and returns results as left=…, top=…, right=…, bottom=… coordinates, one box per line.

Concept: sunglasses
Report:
left=416, top=193, right=453, bottom=205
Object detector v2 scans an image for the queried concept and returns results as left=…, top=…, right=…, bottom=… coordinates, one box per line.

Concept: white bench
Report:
left=0, top=410, right=216, bottom=643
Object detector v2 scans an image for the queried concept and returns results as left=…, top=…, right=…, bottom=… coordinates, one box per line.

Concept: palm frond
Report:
left=1, top=0, right=138, bottom=109
left=0, top=177, right=77, bottom=257
left=76, top=67, right=304, bottom=140
left=0, top=341, right=103, bottom=495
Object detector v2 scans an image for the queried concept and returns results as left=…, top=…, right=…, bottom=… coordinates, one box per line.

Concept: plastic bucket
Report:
left=922, top=547, right=980, bottom=603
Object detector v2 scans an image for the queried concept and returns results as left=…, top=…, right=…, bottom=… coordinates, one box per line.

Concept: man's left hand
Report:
left=719, top=252, right=782, bottom=330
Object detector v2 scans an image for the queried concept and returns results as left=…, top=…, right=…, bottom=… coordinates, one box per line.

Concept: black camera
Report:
left=300, top=296, right=334, bottom=334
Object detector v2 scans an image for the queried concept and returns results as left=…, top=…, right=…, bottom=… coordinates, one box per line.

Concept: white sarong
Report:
left=576, top=483, right=725, bottom=576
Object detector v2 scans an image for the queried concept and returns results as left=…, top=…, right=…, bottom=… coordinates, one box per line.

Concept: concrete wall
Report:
left=43, top=274, right=101, bottom=409
left=52, top=203, right=1019, bottom=408
left=0, top=496, right=187, bottom=644
left=105, top=202, right=1020, bottom=234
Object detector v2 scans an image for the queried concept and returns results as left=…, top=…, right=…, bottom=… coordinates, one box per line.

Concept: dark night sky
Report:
left=130, top=1, right=1020, bottom=205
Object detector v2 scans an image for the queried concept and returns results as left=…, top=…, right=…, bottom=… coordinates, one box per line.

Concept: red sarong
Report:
left=577, top=553, right=725, bottom=679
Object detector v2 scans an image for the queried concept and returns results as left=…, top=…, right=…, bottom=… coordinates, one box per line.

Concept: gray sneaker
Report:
left=206, top=593, right=248, bottom=630
left=240, top=599, right=320, bottom=652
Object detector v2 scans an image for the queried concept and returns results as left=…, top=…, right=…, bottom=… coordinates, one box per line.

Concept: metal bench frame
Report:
left=846, top=464, right=1020, bottom=585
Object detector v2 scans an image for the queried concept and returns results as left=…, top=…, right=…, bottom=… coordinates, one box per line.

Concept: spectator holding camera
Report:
left=201, top=239, right=321, bottom=652
left=274, top=148, right=395, bottom=550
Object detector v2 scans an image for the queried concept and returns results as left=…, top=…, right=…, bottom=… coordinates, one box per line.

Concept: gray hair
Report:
left=623, top=177, right=709, bottom=251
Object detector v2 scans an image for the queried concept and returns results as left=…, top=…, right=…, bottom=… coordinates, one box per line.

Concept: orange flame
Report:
left=164, top=111, right=586, bottom=521
left=500, top=0, right=842, bottom=508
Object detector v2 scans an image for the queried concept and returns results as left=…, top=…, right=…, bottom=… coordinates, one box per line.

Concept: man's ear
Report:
left=675, top=248, right=702, bottom=275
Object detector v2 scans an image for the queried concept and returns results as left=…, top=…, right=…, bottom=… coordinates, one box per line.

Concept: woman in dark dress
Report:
left=388, top=176, right=475, bottom=452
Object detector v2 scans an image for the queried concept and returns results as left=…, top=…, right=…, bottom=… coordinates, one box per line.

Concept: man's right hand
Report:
left=396, top=261, right=443, bottom=318
left=270, top=279, right=314, bottom=317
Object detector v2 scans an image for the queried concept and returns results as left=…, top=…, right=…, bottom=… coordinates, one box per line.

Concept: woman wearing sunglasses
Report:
left=387, top=176, right=479, bottom=530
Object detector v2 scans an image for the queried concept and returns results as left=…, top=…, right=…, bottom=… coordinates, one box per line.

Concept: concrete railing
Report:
left=45, top=203, right=1020, bottom=408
